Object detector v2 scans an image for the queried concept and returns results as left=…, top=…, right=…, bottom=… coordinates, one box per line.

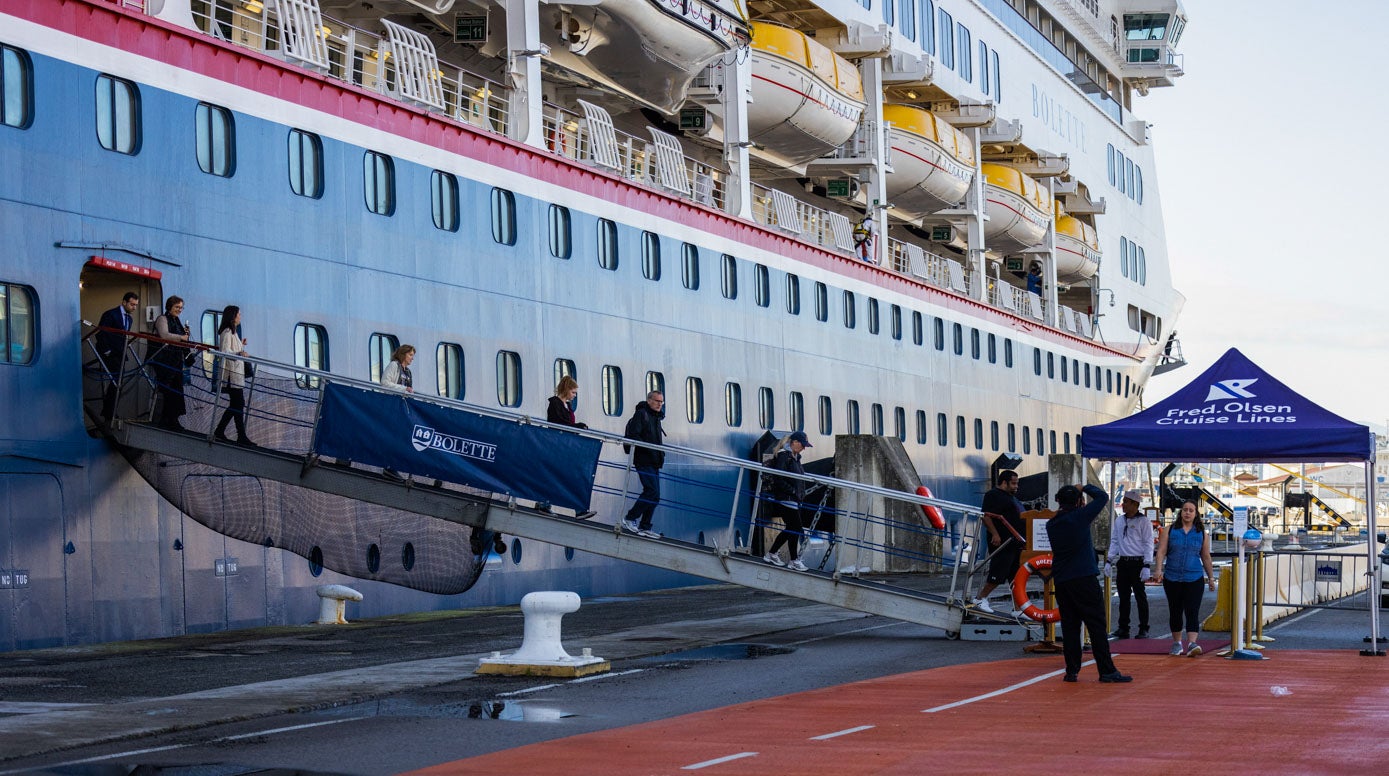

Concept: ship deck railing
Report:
left=86, top=328, right=1031, bottom=634
left=161, top=0, right=1098, bottom=343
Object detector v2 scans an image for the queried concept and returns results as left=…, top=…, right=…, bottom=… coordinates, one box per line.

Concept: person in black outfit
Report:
left=1046, top=484, right=1132, bottom=684
left=972, top=469, right=1025, bottom=613
left=621, top=391, right=665, bottom=538
left=763, top=430, right=813, bottom=571
left=95, top=291, right=139, bottom=421
left=150, top=295, right=192, bottom=430
left=546, top=375, right=587, bottom=428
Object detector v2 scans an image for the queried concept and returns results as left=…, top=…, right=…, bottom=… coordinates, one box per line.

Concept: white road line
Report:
left=682, top=752, right=758, bottom=770
left=214, top=717, right=365, bottom=741
left=809, top=725, right=875, bottom=740
left=496, top=683, right=560, bottom=697
left=786, top=621, right=905, bottom=646
left=570, top=668, right=644, bottom=683
left=1266, top=607, right=1322, bottom=630
left=922, top=660, right=1096, bottom=713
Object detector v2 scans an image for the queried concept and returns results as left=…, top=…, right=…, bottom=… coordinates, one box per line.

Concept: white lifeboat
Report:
left=740, top=22, right=866, bottom=165
left=981, top=163, right=1051, bottom=255
left=1054, top=207, right=1101, bottom=283
left=881, top=104, right=975, bottom=216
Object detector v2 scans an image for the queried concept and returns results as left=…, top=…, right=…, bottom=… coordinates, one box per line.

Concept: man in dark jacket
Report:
left=96, top=291, right=139, bottom=421
left=622, top=391, right=665, bottom=538
left=1045, top=483, right=1132, bottom=684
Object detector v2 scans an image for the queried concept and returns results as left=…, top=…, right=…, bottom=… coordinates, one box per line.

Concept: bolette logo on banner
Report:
left=411, top=424, right=497, bottom=461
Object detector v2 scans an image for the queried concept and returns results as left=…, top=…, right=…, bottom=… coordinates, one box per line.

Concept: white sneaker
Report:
left=763, top=552, right=786, bottom=567
left=788, top=559, right=808, bottom=572
left=638, top=529, right=661, bottom=539
left=621, top=519, right=640, bottom=533
left=971, top=598, right=995, bottom=614
left=1168, top=642, right=1185, bottom=656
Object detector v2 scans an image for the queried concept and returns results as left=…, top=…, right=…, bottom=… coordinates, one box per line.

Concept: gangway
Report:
left=92, top=333, right=1021, bottom=637
left=1285, top=492, right=1352, bottom=530
left=1159, top=464, right=1233, bottom=519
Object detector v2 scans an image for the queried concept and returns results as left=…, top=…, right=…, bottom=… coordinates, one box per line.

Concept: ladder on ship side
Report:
left=91, top=331, right=1018, bottom=636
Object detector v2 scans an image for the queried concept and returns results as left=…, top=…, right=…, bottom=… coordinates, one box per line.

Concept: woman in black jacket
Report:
left=546, top=375, right=587, bottom=428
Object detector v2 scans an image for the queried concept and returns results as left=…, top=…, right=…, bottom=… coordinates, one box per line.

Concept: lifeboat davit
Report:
left=981, top=163, right=1052, bottom=255
left=1054, top=207, right=1101, bottom=283
left=742, top=22, right=866, bottom=165
left=881, top=104, right=975, bottom=216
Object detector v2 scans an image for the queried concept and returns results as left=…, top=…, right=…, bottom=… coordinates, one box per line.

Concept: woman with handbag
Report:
left=214, top=304, right=254, bottom=446
left=151, top=295, right=192, bottom=431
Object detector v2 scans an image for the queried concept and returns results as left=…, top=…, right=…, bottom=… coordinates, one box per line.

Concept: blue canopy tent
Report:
left=1081, top=347, right=1380, bottom=654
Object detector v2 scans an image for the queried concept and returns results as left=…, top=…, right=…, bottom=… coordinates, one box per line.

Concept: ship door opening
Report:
left=79, top=259, right=163, bottom=433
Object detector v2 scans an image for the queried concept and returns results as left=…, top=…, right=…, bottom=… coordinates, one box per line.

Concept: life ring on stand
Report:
left=1012, top=553, right=1060, bottom=623
left=915, top=486, right=946, bottom=530
left=545, top=127, right=570, bottom=156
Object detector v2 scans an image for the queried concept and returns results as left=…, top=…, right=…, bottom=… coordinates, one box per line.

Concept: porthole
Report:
left=401, top=542, right=416, bottom=570
left=308, top=545, right=324, bottom=577
left=510, top=538, right=522, bottom=564
left=367, top=543, right=381, bottom=573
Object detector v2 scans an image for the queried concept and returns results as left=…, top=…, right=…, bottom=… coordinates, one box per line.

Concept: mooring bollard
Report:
left=476, top=591, right=609, bottom=677
left=314, top=584, right=363, bottom=625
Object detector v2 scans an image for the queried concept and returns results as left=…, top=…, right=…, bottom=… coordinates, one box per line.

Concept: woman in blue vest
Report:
left=1153, top=500, right=1217, bottom=656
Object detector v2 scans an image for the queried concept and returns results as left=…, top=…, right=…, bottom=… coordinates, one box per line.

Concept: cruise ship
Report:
left=0, top=0, right=1188, bottom=649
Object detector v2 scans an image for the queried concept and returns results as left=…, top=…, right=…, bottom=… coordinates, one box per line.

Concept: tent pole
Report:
left=1364, top=460, right=1382, bottom=656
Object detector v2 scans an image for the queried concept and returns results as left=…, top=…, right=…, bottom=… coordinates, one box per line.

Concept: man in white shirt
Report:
left=1105, top=491, right=1155, bottom=639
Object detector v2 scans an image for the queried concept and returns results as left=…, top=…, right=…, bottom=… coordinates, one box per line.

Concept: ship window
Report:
left=1033, top=347, right=1042, bottom=376
left=1005, top=339, right=1014, bottom=368
left=641, top=231, right=661, bottom=280
left=95, top=74, right=140, bottom=155
left=721, top=254, right=738, bottom=299
left=1063, top=432, right=1071, bottom=454
left=1115, top=150, right=1126, bottom=194
left=1125, top=157, right=1135, bottom=198
left=990, top=420, right=999, bottom=451
left=1036, top=428, right=1045, bottom=456
left=1120, top=237, right=1129, bottom=277
left=819, top=396, right=833, bottom=435
left=1135, top=166, right=1144, bottom=205
left=554, top=358, right=576, bottom=402
left=882, top=0, right=894, bottom=25
left=786, top=274, right=801, bottom=315
left=682, top=243, right=700, bottom=290
left=491, top=187, right=516, bottom=245
left=437, top=343, right=464, bottom=399
left=1061, top=357, right=1068, bottom=383
left=646, top=371, right=665, bottom=398
left=937, top=8, right=954, bottom=69
left=916, top=410, right=927, bottom=445
left=363, top=151, right=395, bottom=216
left=292, top=323, right=327, bottom=389
left=598, top=219, right=619, bottom=270
left=992, top=50, right=1001, bottom=103
left=195, top=103, right=235, bottom=177
left=1047, top=351, right=1055, bottom=378
left=912, top=311, right=923, bottom=345
left=1007, top=423, right=1016, bottom=451
left=754, top=264, right=770, bottom=307
left=970, top=328, right=980, bottom=359
left=956, top=415, right=966, bottom=448
left=973, top=418, right=983, bottom=450
left=725, top=382, right=742, bottom=427
left=1, top=46, right=33, bottom=130
left=602, top=365, right=623, bottom=416
left=1084, top=363, right=1092, bottom=388
left=368, top=333, right=399, bottom=384
left=815, top=282, right=829, bottom=321
left=687, top=377, right=705, bottom=424
left=789, top=391, right=804, bottom=431
left=1124, top=13, right=1170, bottom=41
left=934, top=317, right=945, bottom=350
left=1106, top=369, right=1114, bottom=393
left=1022, top=425, right=1031, bottom=454
left=868, top=298, right=880, bottom=334
left=979, top=41, right=990, bottom=95
left=758, top=386, right=774, bottom=430
left=921, top=1, right=936, bottom=56
left=987, top=333, right=996, bottom=363
left=871, top=403, right=884, bottom=435
left=1050, top=430, right=1058, bottom=454
left=496, top=350, right=522, bottom=408
left=548, top=204, right=571, bottom=257
left=288, top=129, right=323, bottom=199
left=0, top=283, right=36, bottom=365
left=952, top=323, right=963, bottom=356
left=846, top=400, right=861, bottom=434
left=899, top=0, right=916, bottom=40
left=894, top=407, right=907, bottom=442
left=936, top=412, right=948, bottom=446
left=843, top=291, right=856, bottom=329
left=1107, top=144, right=1115, bottom=185
left=1138, top=246, right=1147, bottom=285
left=957, top=25, right=972, bottom=81
left=891, top=304, right=902, bottom=340
left=433, top=171, right=460, bottom=232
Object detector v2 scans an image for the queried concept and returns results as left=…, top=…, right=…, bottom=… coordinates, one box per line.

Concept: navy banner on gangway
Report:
left=313, top=383, right=603, bottom=511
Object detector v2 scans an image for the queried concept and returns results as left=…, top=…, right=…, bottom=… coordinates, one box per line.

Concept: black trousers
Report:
left=1114, top=557, right=1149, bottom=633
left=624, top=467, right=660, bottom=530
left=1054, top=576, right=1118, bottom=677
left=767, top=501, right=804, bottom=558
left=1163, top=579, right=1206, bottom=635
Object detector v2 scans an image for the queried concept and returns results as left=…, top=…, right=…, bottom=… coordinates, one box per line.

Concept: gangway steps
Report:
left=111, top=421, right=1009, bottom=635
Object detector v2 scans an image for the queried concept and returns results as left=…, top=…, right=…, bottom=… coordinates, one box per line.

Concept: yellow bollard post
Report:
left=1202, top=565, right=1234, bottom=633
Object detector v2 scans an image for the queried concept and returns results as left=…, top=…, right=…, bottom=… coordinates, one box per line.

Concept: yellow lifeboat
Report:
left=981, top=163, right=1051, bottom=254
left=1054, top=206, right=1101, bottom=283
left=741, top=22, right=866, bottom=165
left=881, top=104, right=975, bottom=216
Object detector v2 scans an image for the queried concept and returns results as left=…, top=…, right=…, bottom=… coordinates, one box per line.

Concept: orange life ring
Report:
left=915, top=485, right=946, bottom=530
left=1011, top=553, right=1060, bottom=623
left=546, top=127, right=570, bottom=156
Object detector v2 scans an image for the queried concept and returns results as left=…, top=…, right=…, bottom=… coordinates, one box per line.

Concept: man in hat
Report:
left=764, top=431, right=813, bottom=571
left=1046, top=483, right=1132, bottom=683
left=1105, top=490, right=1155, bottom=639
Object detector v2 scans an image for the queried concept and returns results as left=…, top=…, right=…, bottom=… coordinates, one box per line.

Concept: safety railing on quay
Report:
left=81, top=325, right=1005, bottom=603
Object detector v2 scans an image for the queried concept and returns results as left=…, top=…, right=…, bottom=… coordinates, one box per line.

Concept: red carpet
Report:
left=1110, top=635, right=1230, bottom=654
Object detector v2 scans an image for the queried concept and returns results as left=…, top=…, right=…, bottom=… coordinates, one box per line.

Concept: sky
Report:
left=1136, top=0, right=1387, bottom=429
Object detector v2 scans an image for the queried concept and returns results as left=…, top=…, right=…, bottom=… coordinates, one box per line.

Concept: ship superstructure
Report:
left=0, top=0, right=1187, bottom=648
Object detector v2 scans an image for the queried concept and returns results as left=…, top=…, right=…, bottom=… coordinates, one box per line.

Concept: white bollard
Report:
left=476, top=591, right=609, bottom=677
left=314, top=584, right=363, bottom=625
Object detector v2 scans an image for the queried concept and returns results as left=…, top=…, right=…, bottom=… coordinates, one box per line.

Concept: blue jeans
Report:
left=625, top=467, right=660, bottom=530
